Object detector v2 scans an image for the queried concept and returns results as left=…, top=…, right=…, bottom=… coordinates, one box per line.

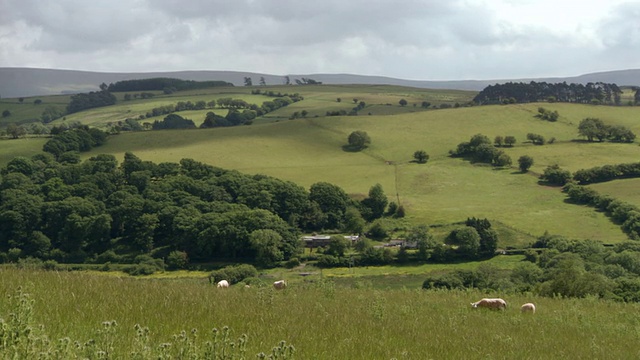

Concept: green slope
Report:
left=2, top=85, right=638, bottom=243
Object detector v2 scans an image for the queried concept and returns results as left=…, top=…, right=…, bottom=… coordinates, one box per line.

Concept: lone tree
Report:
left=347, top=130, right=371, bottom=150
left=413, top=150, right=429, bottom=164
left=399, top=99, right=408, bottom=106
left=518, top=155, right=534, bottom=172
left=244, top=77, right=253, bottom=86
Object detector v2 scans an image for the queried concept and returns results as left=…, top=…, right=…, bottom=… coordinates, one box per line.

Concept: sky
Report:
left=1, top=0, right=638, bottom=81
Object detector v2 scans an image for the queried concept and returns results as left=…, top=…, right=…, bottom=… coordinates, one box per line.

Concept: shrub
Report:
left=95, top=250, right=122, bottom=264
left=124, top=263, right=157, bottom=276
left=366, top=221, right=388, bottom=240
left=285, top=257, right=301, bottom=269
left=209, top=264, right=258, bottom=284
left=540, top=164, right=572, bottom=185
left=317, top=255, right=346, bottom=268
left=422, top=273, right=464, bottom=290
left=166, top=250, right=189, bottom=270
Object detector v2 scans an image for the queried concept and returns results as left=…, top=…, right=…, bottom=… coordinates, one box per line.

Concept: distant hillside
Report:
left=1, top=67, right=640, bottom=98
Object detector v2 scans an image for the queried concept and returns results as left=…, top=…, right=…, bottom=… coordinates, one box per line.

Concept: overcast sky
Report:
left=1, top=0, right=638, bottom=80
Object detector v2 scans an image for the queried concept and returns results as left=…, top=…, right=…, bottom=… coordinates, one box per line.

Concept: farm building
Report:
left=302, top=235, right=360, bottom=248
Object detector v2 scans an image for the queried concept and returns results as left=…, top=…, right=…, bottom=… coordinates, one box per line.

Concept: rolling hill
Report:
left=2, top=67, right=640, bottom=98
left=2, top=83, right=637, bottom=245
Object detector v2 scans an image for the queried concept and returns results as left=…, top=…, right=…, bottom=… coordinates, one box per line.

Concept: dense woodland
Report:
left=66, top=86, right=117, bottom=114
left=473, top=81, right=633, bottom=105
left=0, top=152, right=401, bottom=266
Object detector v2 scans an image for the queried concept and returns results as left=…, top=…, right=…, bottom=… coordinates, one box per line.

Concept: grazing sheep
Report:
left=216, top=280, right=229, bottom=288
left=273, top=280, right=287, bottom=290
left=470, top=298, right=507, bottom=310
left=521, top=303, right=536, bottom=313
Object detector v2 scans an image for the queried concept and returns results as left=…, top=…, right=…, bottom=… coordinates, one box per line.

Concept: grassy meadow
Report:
left=1, top=267, right=639, bottom=359
left=589, top=178, right=640, bottom=207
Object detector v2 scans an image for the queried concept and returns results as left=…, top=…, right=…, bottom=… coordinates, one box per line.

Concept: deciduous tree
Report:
left=413, top=150, right=429, bottom=164
left=361, top=183, right=388, bottom=220
left=347, top=130, right=371, bottom=150
left=518, top=155, right=534, bottom=172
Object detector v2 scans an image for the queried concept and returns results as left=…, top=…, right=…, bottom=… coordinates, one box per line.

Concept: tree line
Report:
left=573, top=162, right=640, bottom=185
left=473, top=81, right=624, bottom=105
left=563, top=183, right=640, bottom=240
left=137, top=94, right=303, bottom=130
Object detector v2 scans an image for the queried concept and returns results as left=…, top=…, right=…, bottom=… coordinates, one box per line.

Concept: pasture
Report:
left=82, top=100, right=638, bottom=244
left=1, top=268, right=639, bottom=359
left=0, top=95, right=70, bottom=124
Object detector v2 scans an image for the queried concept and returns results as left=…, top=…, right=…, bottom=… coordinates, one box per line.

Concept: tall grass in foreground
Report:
left=1, top=268, right=639, bottom=359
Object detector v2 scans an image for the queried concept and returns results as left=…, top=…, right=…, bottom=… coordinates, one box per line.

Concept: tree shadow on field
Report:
left=342, top=144, right=366, bottom=152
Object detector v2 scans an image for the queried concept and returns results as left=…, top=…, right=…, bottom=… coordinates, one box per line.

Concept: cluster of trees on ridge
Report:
left=577, top=118, right=636, bottom=143
left=107, top=78, right=233, bottom=93
left=66, top=83, right=116, bottom=114
left=473, top=81, right=633, bottom=105
left=450, top=133, right=515, bottom=167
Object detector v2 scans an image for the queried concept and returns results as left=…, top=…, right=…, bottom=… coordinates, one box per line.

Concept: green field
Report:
left=1, top=268, right=639, bottom=359
left=79, top=100, right=638, bottom=243
left=1, top=85, right=639, bottom=246
left=589, top=178, right=640, bottom=207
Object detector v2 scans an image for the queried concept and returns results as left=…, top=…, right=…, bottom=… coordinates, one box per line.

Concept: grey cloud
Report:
left=599, top=2, right=640, bottom=49
left=0, top=0, right=636, bottom=80
left=2, top=0, right=167, bottom=52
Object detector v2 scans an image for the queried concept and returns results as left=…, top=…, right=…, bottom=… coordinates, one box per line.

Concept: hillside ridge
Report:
left=2, top=67, right=640, bottom=98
